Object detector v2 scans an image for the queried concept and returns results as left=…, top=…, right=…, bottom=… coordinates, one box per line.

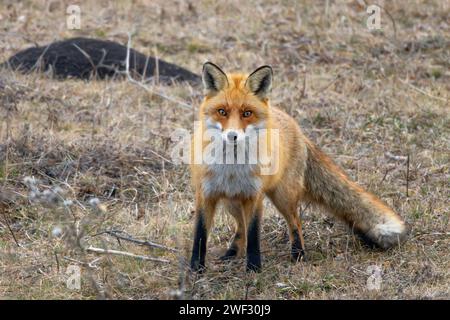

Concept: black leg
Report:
left=190, top=210, right=207, bottom=272
left=246, top=213, right=262, bottom=272
left=291, top=229, right=306, bottom=262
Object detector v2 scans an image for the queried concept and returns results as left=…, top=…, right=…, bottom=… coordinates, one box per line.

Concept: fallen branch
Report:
left=86, top=246, right=170, bottom=263
left=385, top=152, right=407, bottom=162
left=400, top=79, right=449, bottom=103
left=63, top=256, right=102, bottom=269
left=95, top=230, right=178, bottom=253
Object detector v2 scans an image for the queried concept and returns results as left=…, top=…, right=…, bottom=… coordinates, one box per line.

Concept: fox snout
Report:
left=222, top=129, right=245, bottom=144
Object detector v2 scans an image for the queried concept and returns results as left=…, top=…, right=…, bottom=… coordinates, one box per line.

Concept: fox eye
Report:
left=218, top=108, right=227, bottom=116
left=243, top=110, right=252, bottom=118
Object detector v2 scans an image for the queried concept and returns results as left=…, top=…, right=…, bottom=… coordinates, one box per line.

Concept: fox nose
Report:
left=227, top=131, right=238, bottom=142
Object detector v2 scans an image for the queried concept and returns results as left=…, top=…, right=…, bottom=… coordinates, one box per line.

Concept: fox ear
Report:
left=202, top=62, right=228, bottom=96
left=245, top=66, right=273, bottom=100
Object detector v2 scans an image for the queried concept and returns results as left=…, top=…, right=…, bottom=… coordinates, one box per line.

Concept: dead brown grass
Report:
left=0, top=0, right=449, bottom=299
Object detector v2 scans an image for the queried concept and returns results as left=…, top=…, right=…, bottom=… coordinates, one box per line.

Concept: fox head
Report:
left=199, top=62, right=273, bottom=144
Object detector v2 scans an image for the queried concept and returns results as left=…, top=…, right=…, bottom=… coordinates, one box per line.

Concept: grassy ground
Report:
left=0, top=0, right=449, bottom=299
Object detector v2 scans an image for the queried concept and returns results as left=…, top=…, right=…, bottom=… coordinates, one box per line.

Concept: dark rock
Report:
left=1, top=37, right=201, bottom=84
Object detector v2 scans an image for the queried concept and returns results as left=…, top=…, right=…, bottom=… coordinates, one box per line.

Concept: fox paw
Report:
left=219, top=248, right=238, bottom=261
left=190, top=260, right=206, bottom=273
left=246, top=254, right=262, bottom=272
left=291, top=248, right=306, bottom=262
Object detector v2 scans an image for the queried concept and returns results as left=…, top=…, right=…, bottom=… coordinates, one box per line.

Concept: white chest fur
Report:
left=202, top=164, right=262, bottom=198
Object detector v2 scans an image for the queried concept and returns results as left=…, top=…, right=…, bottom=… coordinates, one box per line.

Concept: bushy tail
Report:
left=304, top=141, right=408, bottom=249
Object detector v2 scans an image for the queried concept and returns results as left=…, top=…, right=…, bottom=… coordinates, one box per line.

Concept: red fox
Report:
left=190, top=62, right=408, bottom=272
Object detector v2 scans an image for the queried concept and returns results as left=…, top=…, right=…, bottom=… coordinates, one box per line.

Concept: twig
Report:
left=0, top=207, right=21, bottom=247
left=125, top=33, right=192, bottom=110
left=143, top=149, right=174, bottom=164
left=154, top=46, right=160, bottom=85
left=30, top=41, right=53, bottom=72
left=63, top=256, right=87, bottom=266
left=411, top=232, right=450, bottom=239
left=381, top=5, right=397, bottom=43
left=244, top=281, right=250, bottom=300
left=406, top=154, right=410, bottom=198
left=86, top=246, right=170, bottom=263
left=54, top=251, right=60, bottom=273
left=380, top=166, right=395, bottom=184
left=63, top=256, right=105, bottom=297
left=72, top=43, right=98, bottom=78
left=313, top=69, right=352, bottom=96
left=400, top=79, right=449, bottom=103
left=301, top=70, right=307, bottom=98
left=98, top=230, right=178, bottom=252
left=385, top=152, right=407, bottom=162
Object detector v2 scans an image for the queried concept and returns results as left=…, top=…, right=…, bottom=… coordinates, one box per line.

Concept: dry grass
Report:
left=0, top=0, right=449, bottom=299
